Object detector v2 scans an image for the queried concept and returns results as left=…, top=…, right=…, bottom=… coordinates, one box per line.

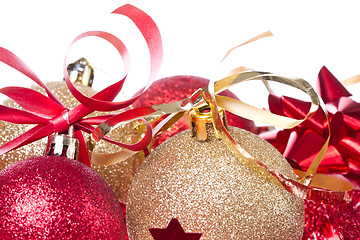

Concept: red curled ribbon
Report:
left=0, top=4, right=162, bottom=166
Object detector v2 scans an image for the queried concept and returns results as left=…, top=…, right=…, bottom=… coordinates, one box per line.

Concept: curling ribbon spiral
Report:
left=0, top=4, right=162, bottom=166
left=91, top=32, right=356, bottom=204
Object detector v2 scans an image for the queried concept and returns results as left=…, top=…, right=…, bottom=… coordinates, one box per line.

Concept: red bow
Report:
left=0, top=4, right=162, bottom=166
left=262, top=66, right=360, bottom=187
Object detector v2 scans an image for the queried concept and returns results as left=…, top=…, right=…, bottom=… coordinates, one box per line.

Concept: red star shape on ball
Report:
left=149, top=218, right=202, bottom=240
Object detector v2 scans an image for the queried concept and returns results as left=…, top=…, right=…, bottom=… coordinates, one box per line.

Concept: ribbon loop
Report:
left=0, top=48, right=63, bottom=106
left=0, top=4, right=163, bottom=166
left=63, top=4, right=163, bottom=112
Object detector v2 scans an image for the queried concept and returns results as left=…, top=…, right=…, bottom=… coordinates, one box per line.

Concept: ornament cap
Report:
left=44, top=126, right=79, bottom=160
left=190, top=104, right=227, bottom=141
left=66, top=58, right=94, bottom=87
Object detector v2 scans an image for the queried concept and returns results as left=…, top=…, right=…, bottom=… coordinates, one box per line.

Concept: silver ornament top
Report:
left=66, top=58, right=94, bottom=87
left=44, top=126, right=79, bottom=160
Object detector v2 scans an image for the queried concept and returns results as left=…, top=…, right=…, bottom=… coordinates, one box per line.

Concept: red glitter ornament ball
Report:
left=133, top=75, right=259, bottom=147
left=0, top=155, right=126, bottom=239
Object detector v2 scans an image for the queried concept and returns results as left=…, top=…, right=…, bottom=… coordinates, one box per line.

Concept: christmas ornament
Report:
left=0, top=58, right=146, bottom=203
left=0, top=4, right=164, bottom=205
left=126, top=105, right=305, bottom=240
left=260, top=66, right=360, bottom=239
left=0, top=6, right=163, bottom=238
left=0, top=129, right=126, bottom=239
left=133, top=75, right=259, bottom=148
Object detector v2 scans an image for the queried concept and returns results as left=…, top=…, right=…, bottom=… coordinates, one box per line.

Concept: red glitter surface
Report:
left=303, top=191, right=360, bottom=240
left=133, top=75, right=259, bottom=147
left=0, top=155, right=126, bottom=239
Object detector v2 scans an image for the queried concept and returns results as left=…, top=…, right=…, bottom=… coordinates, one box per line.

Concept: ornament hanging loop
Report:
left=66, top=58, right=94, bottom=87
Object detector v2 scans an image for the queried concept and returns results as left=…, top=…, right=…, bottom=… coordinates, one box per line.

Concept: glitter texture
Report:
left=303, top=190, right=360, bottom=239
left=0, top=155, right=126, bottom=239
left=0, top=81, right=144, bottom=203
left=126, top=127, right=305, bottom=239
left=91, top=122, right=145, bottom=203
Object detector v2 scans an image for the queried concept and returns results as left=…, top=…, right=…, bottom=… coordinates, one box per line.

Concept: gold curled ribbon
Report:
left=214, top=31, right=331, bottom=186
left=221, top=31, right=273, bottom=62
left=91, top=70, right=353, bottom=202
left=203, top=71, right=355, bottom=202
left=343, top=74, right=360, bottom=86
left=91, top=32, right=353, bottom=203
left=212, top=72, right=330, bottom=185
left=214, top=31, right=330, bottom=185
left=92, top=71, right=328, bottom=180
left=214, top=73, right=321, bottom=128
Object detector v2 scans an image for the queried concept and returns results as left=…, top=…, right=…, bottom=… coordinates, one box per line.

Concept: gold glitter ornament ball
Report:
left=126, top=127, right=305, bottom=240
left=0, top=81, right=145, bottom=203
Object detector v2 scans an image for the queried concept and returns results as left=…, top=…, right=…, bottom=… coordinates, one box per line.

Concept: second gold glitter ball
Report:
left=126, top=107, right=305, bottom=240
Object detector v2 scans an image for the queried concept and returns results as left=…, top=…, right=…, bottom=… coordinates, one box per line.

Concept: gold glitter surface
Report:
left=91, top=122, right=145, bottom=203
left=126, top=127, right=305, bottom=239
left=0, top=81, right=144, bottom=203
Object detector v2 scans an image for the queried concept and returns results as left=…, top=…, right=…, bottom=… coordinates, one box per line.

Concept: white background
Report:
left=0, top=0, right=359, bottom=106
